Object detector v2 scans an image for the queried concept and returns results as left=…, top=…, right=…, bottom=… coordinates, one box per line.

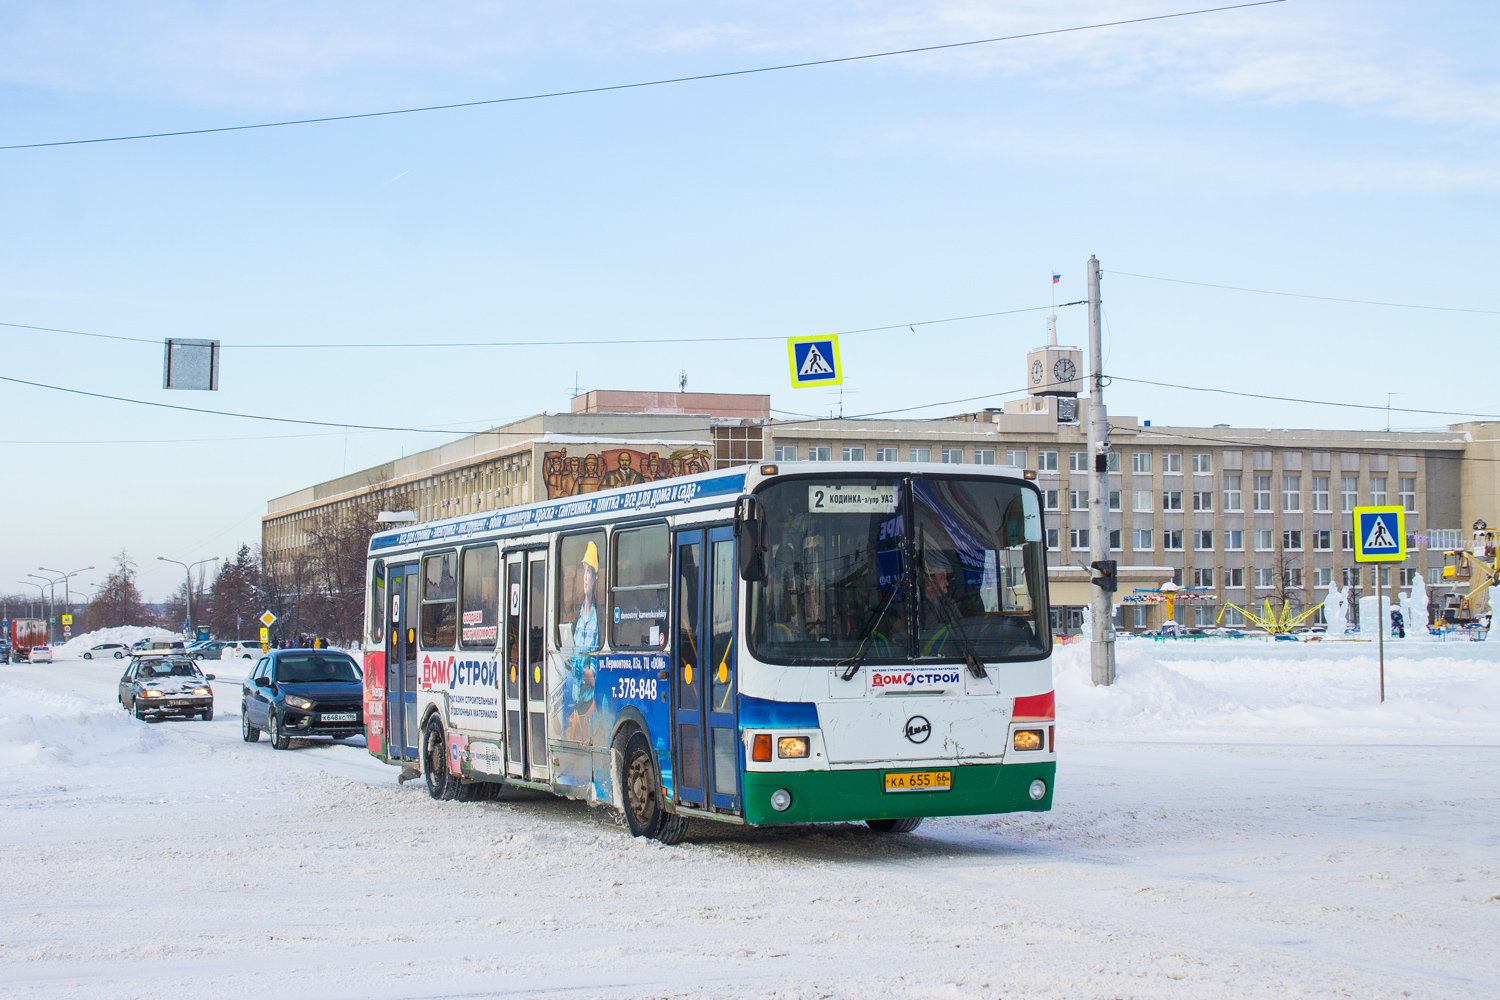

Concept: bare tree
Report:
left=87, top=550, right=149, bottom=629
left=258, top=494, right=379, bottom=645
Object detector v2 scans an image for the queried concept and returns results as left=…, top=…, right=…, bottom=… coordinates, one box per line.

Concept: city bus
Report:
left=362, top=461, right=1056, bottom=842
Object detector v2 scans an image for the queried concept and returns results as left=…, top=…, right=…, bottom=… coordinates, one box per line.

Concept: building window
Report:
left=1254, top=529, right=1273, bottom=551
left=1171, top=568, right=1184, bottom=586
left=1070, top=528, right=1090, bottom=550
left=975, top=449, right=996, bottom=465
left=1107, top=452, right=1121, bottom=472
left=1224, top=529, right=1243, bottom=550
left=1109, top=529, right=1122, bottom=550
left=1192, top=567, right=1213, bottom=588
left=712, top=424, right=764, bottom=469
left=1406, top=532, right=1416, bottom=551
left=1164, top=529, right=1183, bottom=550
left=1069, top=451, right=1088, bottom=472
left=1163, top=453, right=1182, bottom=473
left=1193, top=491, right=1213, bottom=511
left=941, top=448, right=963, bottom=464
left=1162, top=490, right=1183, bottom=511
left=1225, top=567, right=1244, bottom=588
left=772, top=445, right=797, bottom=462
left=1370, top=476, right=1387, bottom=505
left=1341, top=475, right=1358, bottom=512
left=1282, top=475, right=1301, bottom=512
left=1192, top=453, right=1212, bottom=473
left=1133, top=529, right=1153, bottom=550
left=1341, top=530, right=1354, bottom=551
left=1399, top=567, right=1417, bottom=586
left=1284, top=567, right=1303, bottom=589
left=1254, top=566, right=1275, bottom=589
left=1109, top=490, right=1121, bottom=511
left=1313, top=566, right=1333, bottom=588
left=1046, top=528, right=1059, bottom=550
left=1133, top=606, right=1149, bottom=628
left=1253, top=475, right=1272, bottom=511
left=1132, top=490, right=1152, bottom=512
left=1400, top=477, right=1416, bottom=512
left=1044, top=489, right=1059, bottom=510
left=1312, top=530, right=1331, bottom=550
left=1005, top=449, right=1026, bottom=467
left=843, top=446, right=865, bottom=462
left=1284, top=530, right=1303, bottom=551
left=1132, top=452, right=1151, bottom=473
left=874, top=447, right=898, bottom=461
left=1312, top=476, right=1330, bottom=512
left=908, top=447, right=929, bottom=463
left=1037, top=451, right=1058, bottom=471
left=1224, top=474, right=1242, bottom=512
left=807, top=446, right=831, bottom=462
left=1070, top=489, right=1089, bottom=510
left=1195, top=530, right=1213, bottom=550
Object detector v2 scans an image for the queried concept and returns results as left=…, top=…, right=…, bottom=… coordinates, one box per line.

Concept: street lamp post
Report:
left=17, top=580, right=45, bottom=621
left=157, top=556, right=220, bottom=636
left=38, top=565, right=93, bottom=643
left=27, top=573, right=61, bottom=643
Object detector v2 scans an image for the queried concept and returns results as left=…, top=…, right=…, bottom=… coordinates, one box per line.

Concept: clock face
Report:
left=1030, top=360, right=1043, bottom=384
left=1054, top=358, right=1077, bottom=382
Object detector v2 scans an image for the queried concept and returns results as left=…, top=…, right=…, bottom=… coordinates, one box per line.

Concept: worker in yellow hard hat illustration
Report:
left=563, top=539, right=601, bottom=741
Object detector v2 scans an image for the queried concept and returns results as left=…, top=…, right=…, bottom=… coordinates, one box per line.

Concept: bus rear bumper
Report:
left=741, top=761, right=1055, bottom=826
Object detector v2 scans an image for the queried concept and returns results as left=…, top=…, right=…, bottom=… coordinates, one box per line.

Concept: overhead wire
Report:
left=1108, top=375, right=1500, bottom=420
left=0, top=3, right=1285, bottom=152
left=1111, top=270, right=1500, bottom=316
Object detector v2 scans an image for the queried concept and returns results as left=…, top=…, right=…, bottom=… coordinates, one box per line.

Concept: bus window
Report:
left=459, top=546, right=499, bottom=648
left=557, top=531, right=604, bottom=652
left=421, top=551, right=457, bottom=648
left=368, top=560, right=385, bottom=645
left=610, top=524, right=668, bottom=648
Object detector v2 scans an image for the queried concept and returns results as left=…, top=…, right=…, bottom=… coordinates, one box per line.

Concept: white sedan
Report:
left=29, top=645, right=54, bottom=663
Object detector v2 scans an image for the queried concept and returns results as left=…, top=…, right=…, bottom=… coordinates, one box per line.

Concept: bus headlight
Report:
left=770, top=788, right=792, bottom=812
left=1012, top=729, right=1044, bottom=752
left=777, top=736, right=809, bottom=759
left=1029, top=779, right=1047, bottom=801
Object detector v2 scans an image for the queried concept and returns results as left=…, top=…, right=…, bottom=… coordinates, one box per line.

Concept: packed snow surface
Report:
left=1, top=640, right=1496, bottom=998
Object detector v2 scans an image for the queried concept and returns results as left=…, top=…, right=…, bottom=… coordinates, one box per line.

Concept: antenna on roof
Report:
left=678, top=370, right=688, bottom=393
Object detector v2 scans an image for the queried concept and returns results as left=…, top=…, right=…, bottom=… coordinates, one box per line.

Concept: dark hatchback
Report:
left=242, top=649, right=364, bottom=750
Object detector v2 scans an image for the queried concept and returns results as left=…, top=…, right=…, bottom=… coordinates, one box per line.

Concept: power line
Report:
left=1109, top=375, right=1500, bottom=420
left=0, top=302, right=1083, bottom=351
left=1111, top=270, right=1500, bottom=316
left=0, top=2, right=1284, bottom=152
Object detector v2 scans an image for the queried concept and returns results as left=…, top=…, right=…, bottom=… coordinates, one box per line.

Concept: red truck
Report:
left=9, top=619, right=46, bottom=663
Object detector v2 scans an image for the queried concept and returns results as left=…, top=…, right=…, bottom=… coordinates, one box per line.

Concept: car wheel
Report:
left=866, top=817, right=923, bottom=833
left=114, top=650, right=124, bottom=658
left=268, top=711, right=290, bottom=750
left=133, top=701, right=153, bottom=723
left=241, top=707, right=260, bottom=742
left=83, top=652, right=92, bottom=659
left=201, top=704, right=214, bottom=722
left=620, top=729, right=687, bottom=844
left=423, top=716, right=456, bottom=801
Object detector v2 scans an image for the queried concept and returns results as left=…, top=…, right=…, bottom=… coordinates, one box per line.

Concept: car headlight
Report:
left=140, top=690, right=163, bottom=698
left=193, top=687, right=211, bottom=697
left=283, top=695, right=314, bottom=711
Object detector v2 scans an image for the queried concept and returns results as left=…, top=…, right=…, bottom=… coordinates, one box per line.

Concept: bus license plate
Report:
left=884, top=770, right=951, bottom=793
left=321, top=712, right=357, bottom=722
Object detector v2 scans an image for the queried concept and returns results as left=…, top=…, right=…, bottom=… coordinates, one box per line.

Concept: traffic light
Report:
left=1090, top=559, right=1118, bottom=593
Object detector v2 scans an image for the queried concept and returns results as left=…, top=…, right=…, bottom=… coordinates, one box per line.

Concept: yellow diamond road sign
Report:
left=259, top=611, right=277, bottom=627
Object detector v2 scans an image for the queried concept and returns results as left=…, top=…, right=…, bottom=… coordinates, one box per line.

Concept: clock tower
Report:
left=1025, top=312, right=1083, bottom=400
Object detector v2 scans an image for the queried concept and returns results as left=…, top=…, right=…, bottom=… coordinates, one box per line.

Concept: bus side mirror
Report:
left=735, top=496, right=767, bottom=583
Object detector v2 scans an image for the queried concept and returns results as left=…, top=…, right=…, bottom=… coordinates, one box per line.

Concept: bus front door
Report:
left=386, top=561, right=420, bottom=762
left=504, top=549, right=551, bottom=782
left=673, top=526, right=740, bottom=813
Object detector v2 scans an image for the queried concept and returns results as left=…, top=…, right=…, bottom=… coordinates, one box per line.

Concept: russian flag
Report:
left=1052, top=273, right=1061, bottom=284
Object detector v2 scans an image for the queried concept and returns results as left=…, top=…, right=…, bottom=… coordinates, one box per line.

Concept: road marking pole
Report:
left=1353, top=505, right=1405, bottom=705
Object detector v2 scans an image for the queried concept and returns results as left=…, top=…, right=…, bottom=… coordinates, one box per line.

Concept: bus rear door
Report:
left=387, top=561, right=420, bottom=762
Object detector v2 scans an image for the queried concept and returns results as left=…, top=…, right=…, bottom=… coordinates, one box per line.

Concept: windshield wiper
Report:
left=837, top=584, right=901, bottom=682
left=928, top=591, right=989, bottom=680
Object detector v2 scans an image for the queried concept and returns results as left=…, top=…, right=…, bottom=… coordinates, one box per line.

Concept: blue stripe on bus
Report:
left=738, top=694, right=819, bottom=729
left=370, top=471, right=746, bottom=552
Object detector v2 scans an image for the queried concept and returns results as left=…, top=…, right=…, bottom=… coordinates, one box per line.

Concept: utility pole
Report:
left=1087, top=255, right=1117, bottom=686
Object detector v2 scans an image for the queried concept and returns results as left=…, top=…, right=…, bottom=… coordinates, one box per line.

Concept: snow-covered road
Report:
left=2, top=643, right=1497, bottom=999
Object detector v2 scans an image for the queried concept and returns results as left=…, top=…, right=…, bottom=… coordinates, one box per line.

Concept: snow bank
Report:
left=1054, top=638, right=1500, bottom=737
left=54, top=625, right=176, bottom=660
left=0, top=681, right=157, bottom=772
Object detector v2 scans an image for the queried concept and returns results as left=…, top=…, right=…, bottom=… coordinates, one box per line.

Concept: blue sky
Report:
left=2, top=1, right=1496, bottom=601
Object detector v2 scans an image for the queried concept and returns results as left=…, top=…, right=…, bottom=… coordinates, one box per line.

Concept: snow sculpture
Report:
left=1402, top=572, right=1430, bottom=637
left=1080, top=603, right=1093, bottom=642
left=1358, top=595, right=1392, bottom=637
left=1322, top=585, right=1348, bottom=637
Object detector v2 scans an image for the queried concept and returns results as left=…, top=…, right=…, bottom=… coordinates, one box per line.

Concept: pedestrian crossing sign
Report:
left=787, top=336, right=842, bottom=388
left=1353, top=506, right=1406, bottom=563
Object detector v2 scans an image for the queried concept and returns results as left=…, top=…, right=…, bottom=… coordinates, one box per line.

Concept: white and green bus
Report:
left=361, top=461, right=1056, bottom=842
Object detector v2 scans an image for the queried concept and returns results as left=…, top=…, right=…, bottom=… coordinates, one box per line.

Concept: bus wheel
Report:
left=423, top=717, right=456, bottom=801
left=621, top=731, right=687, bottom=844
left=866, top=817, right=923, bottom=833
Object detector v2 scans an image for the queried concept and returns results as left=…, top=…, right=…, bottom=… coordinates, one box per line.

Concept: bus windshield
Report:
left=748, top=475, right=1049, bottom=665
